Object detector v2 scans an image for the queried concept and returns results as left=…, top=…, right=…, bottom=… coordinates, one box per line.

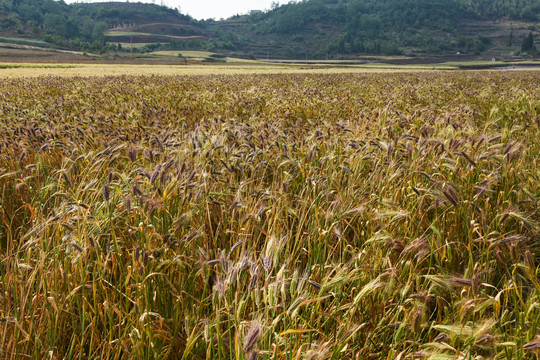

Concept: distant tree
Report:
left=43, top=13, right=68, bottom=36
left=0, top=0, right=13, bottom=12
left=92, top=22, right=108, bottom=42
left=18, top=4, right=42, bottom=23
left=520, top=4, right=540, bottom=21
left=521, top=31, right=534, bottom=52
left=0, top=13, right=21, bottom=29
left=79, top=20, right=95, bottom=41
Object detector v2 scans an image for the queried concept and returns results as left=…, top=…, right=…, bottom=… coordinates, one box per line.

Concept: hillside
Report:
left=0, top=0, right=539, bottom=59
left=0, top=0, right=211, bottom=54
left=71, top=2, right=212, bottom=47
left=208, top=0, right=540, bottom=59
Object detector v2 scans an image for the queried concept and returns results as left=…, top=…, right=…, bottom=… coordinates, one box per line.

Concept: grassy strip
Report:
left=0, top=36, right=55, bottom=48
left=0, top=64, right=78, bottom=69
left=105, top=31, right=204, bottom=40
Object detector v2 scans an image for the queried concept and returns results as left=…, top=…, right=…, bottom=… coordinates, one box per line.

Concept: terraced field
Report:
left=0, top=72, right=539, bottom=359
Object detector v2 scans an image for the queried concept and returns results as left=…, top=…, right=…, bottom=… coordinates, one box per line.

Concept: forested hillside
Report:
left=0, top=0, right=199, bottom=53
left=210, top=0, right=540, bottom=57
left=0, top=0, right=539, bottom=58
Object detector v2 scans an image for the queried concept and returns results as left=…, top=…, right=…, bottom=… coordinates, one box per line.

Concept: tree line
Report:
left=241, top=0, right=539, bottom=56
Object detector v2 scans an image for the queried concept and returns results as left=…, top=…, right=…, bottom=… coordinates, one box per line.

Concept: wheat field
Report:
left=0, top=62, right=457, bottom=78
left=0, top=72, right=539, bottom=359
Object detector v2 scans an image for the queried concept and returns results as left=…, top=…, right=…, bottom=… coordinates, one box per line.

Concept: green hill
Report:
left=208, top=0, right=540, bottom=58
left=0, top=0, right=208, bottom=53
left=0, top=0, right=539, bottom=59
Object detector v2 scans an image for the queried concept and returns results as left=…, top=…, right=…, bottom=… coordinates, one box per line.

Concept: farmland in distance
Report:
left=0, top=72, right=539, bottom=359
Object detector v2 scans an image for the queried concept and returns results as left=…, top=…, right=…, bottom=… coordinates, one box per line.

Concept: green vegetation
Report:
left=0, top=0, right=107, bottom=51
left=2, top=0, right=540, bottom=58
left=0, top=72, right=539, bottom=359
left=69, top=2, right=192, bottom=23
left=0, top=0, right=196, bottom=53
left=522, top=32, right=537, bottom=54
left=0, top=36, right=53, bottom=47
left=210, top=0, right=540, bottom=57
left=1, top=0, right=540, bottom=58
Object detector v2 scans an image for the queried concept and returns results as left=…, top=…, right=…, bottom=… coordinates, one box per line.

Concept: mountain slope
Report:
left=0, top=0, right=538, bottom=58
left=0, top=0, right=209, bottom=53
left=208, top=0, right=539, bottom=58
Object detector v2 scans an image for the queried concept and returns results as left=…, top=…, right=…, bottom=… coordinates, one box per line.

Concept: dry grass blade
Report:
left=523, top=338, right=540, bottom=351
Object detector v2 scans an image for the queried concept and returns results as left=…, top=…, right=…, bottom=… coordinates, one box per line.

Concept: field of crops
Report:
left=0, top=63, right=456, bottom=78
left=0, top=72, right=539, bottom=359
